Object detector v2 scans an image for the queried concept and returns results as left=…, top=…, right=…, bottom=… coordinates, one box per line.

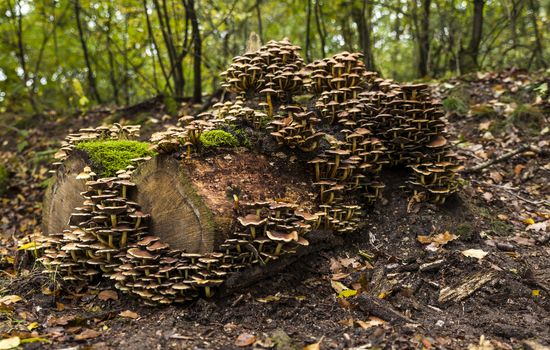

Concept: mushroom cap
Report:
left=427, top=135, right=447, bottom=148
left=266, top=230, right=299, bottom=242
left=127, top=248, right=156, bottom=260
left=237, top=214, right=267, bottom=227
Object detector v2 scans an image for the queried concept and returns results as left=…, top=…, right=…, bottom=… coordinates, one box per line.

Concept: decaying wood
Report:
left=42, top=155, right=88, bottom=235
left=354, top=294, right=415, bottom=324
left=438, top=270, right=498, bottom=303
left=221, top=230, right=342, bottom=294
left=131, top=155, right=220, bottom=253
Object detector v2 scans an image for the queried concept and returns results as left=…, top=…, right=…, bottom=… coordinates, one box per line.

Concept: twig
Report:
left=464, top=144, right=537, bottom=173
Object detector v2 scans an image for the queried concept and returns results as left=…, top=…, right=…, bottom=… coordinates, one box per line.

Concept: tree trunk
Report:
left=418, top=0, right=431, bottom=77
left=305, top=0, right=312, bottom=62
left=459, top=0, right=484, bottom=72
left=185, top=0, right=202, bottom=103
left=314, top=0, right=326, bottom=57
left=255, top=0, right=263, bottom=43
left=528, top=0, right=547, bottom=68
left=43, top=153, right=315, bottom=254
left=74, top=0, right=102, bottom=103
left=352, top=0, right=376, bottom=71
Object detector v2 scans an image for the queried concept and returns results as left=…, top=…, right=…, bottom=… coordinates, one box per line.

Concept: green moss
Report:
left=0, top=164, right=8, bottom=195
left=76, top=140, right=155, bottom=177
left=442, top=96, right=469, bottom=115
left=456, top=223, right=475, bottom=240
left=199, top=130, right=239, bottom=149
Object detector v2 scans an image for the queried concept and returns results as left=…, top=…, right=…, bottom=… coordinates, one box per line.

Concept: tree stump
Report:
left=42, top=150, right=316, bottom=254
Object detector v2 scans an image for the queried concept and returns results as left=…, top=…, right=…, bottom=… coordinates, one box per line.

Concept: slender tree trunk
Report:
left=528, top=0, right=547, bottom=68
left=418, top=0, right=431, bottom=77
left=74, top=0, right=101, bottom=103
left=314, top=0, right=326, bottom=57
left=106, top=3, right=119, bottom=104
left=352, top=0, right=376, bottom=71
left=144, top=0, right=172, bottom=94
left=255, top=0, right=263, bottom=43
left=305, top=0, right=312, bottom=62
left=184, top=0, right=202, bottom=102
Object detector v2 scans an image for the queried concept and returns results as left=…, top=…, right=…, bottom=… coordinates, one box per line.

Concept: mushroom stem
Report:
left=135, top=217, right=141, bottom=229
left=266, top=94, right=273, bottom=117
left=108, top=234, right=114, bottom=248
left=70, top=251, right=77, bottom=262
left=205, top=286, right=212, bottom=298
left=111, top=215, right=117, bottom=228
left=122, top=186, right=127, bottom=199
left=120, top=232, right=127, bottom=248
left=274, top=243, right=284, bottom=255
left=250, top=227, right=256, bottom=239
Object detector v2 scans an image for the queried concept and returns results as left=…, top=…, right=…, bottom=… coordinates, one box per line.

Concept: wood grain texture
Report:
left=131, top=155, right=219, bottom=253
left=42, top=155, right=88, bottom=235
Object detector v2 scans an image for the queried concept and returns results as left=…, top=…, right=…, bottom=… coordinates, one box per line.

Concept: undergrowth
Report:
left=200, top=130, right=239, bottom=149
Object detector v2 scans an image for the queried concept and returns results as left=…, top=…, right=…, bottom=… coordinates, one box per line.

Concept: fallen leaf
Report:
left=462, top=249, right=489, bottom=260
left=330, top=280, right=350, bottom=294
left=356, top=317, right=385, bottom=329
left=522, top=218, right=535, bottom=225
left=0, top=337, right=20, bottom=350
left=337, top=289, right=357, bottom=298
left=26, top=322, right=38, bottom=331
left=17, top=242, right=37, bottom=251
left=304, top=338, right=323, bottom=350
left=532, top=290, right=540, bottom=297
left=526, top=221, right=547, bottom=232
left=98, top=290, right=118, bottom=301
left=19, top=338, right=49, bottom=345
left=331, top=272, right=350, bottom=281
left=75, top=329, right=101, bottom=341
left=417, top=231, right=458, bottom=247
left=235, top=333, right=256, bottom=347
left=119, top=310, right=139, bottom=319
left=479, top=121, right=492, bottom=131
left=513, top=164, right=525, bottom=177
left=489, top=171, right=503, bottom=183
left=0, top=295, right=22, bottom=305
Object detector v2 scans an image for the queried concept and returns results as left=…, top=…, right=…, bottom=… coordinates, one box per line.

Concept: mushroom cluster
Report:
left=37, top=163, right=150, bottom=284
left=267, top=104, right=324, bottom=152
left=212, top=97, right=267, bottom=129
left=221, top=39, right=304, bottom=116
left=150, top=117, right=218, bottom=158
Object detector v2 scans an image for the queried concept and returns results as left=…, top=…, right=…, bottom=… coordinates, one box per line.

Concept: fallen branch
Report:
left=354, top=294, right=415, bottom=324
left=464, top=144, right=538, bottom=173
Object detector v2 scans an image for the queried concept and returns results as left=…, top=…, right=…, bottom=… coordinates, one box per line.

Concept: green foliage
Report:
left=199, top=130, right=239, bottom=149
left=0, top=164, right=8, bottom=195
left=76, top=140, right=155, bottom=177
left=163, top=95, right=179, bottom=117
left=442, top=96, right=469, bottom=116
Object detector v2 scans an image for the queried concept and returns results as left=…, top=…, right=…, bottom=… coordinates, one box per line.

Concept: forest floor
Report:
left=0, top=69, right=549, bottom=350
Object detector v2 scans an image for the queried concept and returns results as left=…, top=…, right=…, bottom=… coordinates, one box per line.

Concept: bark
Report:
left=106, top=3, right=119, bottom=104
left=74, top=0, right=102, bottom=103
left=144, top=0, right=172, bottom=94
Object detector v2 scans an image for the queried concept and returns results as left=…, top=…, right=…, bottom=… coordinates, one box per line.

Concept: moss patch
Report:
left=76, top=140, right=155, bottom=177
left=200, top=130, right=239, bottom=149
left=0, top=164, right=8, bottom=195
left=442, top=96, right=469, bottom=115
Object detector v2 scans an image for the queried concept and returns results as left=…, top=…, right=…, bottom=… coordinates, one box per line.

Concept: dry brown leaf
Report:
left=0, top=295, right=21, bottom=305
left=331, top=272, right=350, bottom=281
left=513, top=164, right=525, bottom=177
left=235, top=333, right=256, bottom=347
left=75, top=329, right=101, bottom=341
left=489, top=171, right=503, bottom=183
left=417, top=231, right=458, bottom=247
left=479, top=121, right=492, bottom=131
left=356, top=316, right=385, bottom=329
left=98, top=290, right=118, bottom=301
left=119, top=310, right=139, bottom=319
left=526, top=221, right=548, bottom=232
left=462, top=249, right=489, bottom=260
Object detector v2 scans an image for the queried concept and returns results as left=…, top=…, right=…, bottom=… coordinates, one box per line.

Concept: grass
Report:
left=0, top=164, right=8, bottom=195
left=199, top=130, right=239, bottom=149
left=442, top=96, right=469, bottom=115
left=76, top=140, right=155, bottom=177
